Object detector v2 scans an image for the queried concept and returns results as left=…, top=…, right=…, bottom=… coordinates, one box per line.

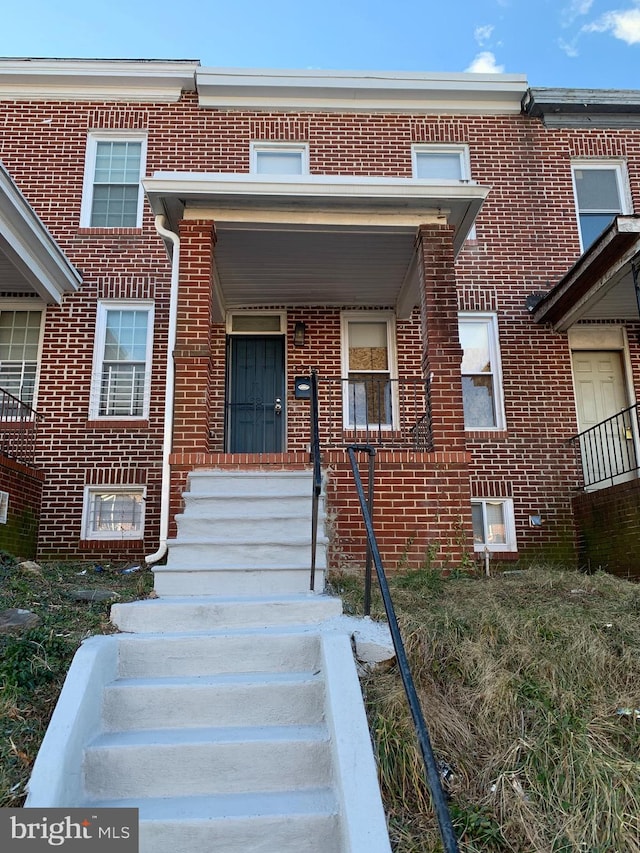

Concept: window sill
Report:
left=85, top=419, right=150, bottom=430
left=76, top=227, right=143, bottom=236
left=466, top=429, right=508, bottom=440
left=79, top=538, right=144, bottom=549
left=474, top=547, right=517, bottom=555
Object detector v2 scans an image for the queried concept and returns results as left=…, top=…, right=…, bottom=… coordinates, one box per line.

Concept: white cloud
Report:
left=558, top=36, right=580, bottom=57
left=562, top=0, right=594, bottom=25
left=474, top=24, right=494, bottom=46
left=583, top=6, right=640, bottom=45
left=465, top=51, right=505, bottom=73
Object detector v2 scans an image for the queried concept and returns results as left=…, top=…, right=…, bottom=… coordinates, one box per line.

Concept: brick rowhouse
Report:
left=1, top=60, right=638, bottom=573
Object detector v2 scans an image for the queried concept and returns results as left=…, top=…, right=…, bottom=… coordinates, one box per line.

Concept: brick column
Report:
left=418, top=224, right=467, bottom=453
left=172, top=219, right=216, bottom=454
left=417, top=224, right=474, bottom=565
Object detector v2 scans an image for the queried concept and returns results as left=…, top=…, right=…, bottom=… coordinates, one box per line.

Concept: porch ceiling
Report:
left=532, top=216, right=640, bottom=331
left=0, top=162, right=82, bottom=303
left=143, top=172, right=489, bottom=319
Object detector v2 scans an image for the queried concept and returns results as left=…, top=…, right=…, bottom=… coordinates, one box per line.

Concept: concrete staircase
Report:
left=26, top=469, right=392, bottom=853
left=155, top=469, right=329, bottom=596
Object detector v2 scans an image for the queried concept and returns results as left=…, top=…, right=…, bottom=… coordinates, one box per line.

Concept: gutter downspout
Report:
left=145, top=215, right=180, bottom=565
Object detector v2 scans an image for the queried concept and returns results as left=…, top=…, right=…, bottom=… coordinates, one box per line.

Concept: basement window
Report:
left=82, top=487, right=145, bottom=540
left=471, top=498, right=516, bottom=552
left=0, top=491, right=8, bottom=524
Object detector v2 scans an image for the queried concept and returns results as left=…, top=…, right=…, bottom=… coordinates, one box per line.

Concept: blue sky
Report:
left=0, top=0, right=638, bottom=89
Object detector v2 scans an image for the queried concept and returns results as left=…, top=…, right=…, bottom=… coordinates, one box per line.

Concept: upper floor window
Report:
left=250, top=142, right=309, bottom=176
left=0, top=309, right=43, bottom=410
left=459, top=314, right=505, bottom=430
left=81, top=134, right=147, bottom=227
left=412, top=145, right=471, bottom=181
left=571, top=161, right=631, bottom=251
left=341, top=312, right=397, bottom=429
left=90, top=301, right=154, bottom=419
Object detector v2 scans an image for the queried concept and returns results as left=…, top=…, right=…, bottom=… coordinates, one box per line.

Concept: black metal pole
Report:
left=347, top=445, right=460, bottom=853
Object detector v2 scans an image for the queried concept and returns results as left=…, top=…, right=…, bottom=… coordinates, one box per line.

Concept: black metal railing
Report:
left=310, top=370, right=322, bottom=591
left=568, top=404, right=640, bottom=489
left=317, top=377, right=433, bottom=450
left=0, top=388, right=40, bottom=468
left=347, top=444, right=459, bottom=853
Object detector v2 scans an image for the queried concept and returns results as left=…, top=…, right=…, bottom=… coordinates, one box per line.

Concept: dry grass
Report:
left=334, top=566, right=640, bottom=853
left=0, top=554, right=153, bottom=806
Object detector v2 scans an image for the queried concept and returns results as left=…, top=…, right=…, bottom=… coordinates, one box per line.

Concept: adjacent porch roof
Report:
left=532, top=216, right=640, bottom=331
left=143, top=172, right=489, bottom=320
left=0, top=161, right=82, bottom=303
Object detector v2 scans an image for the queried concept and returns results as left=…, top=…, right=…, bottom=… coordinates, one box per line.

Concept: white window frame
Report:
left=340, top=311, right=398, bottom=430
left=250, top=142, right=309, bottom=176
left=459, top=313, right=506, bottom=431
left=80, top=132, right=148, bottom=228
left=571, top=160, right=632, bottom=252
left=0, top=490, right=8, bottom=524
left=81, top=486, right=146, bottom=540
left=225, top=311, right=287, bottom=335
left=412, top=144, right=472, bottom=182
left=89, top=300, right=154, bottom=420
left=0, top=302, right=45, bottom=415
left=471, top=498, right=516, bottom=553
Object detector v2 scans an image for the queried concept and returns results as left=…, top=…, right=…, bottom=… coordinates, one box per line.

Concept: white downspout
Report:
left=145, top=215, right=180, bottom=565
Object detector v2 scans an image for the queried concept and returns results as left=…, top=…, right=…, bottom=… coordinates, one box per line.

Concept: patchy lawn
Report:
left=2, top=556, right=639, bottom=852
left=0, top=553, right=153, bottom=807
left=333, top=565, right=640, bottom=852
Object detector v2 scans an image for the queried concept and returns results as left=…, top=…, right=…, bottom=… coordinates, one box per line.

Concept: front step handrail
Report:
left=310, top=370, right=322, bottom=591
left=347, top=444, right=460, bottom=853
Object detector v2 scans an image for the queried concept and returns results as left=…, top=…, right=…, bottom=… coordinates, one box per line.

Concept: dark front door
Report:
left=227, top=336, right=285, bottom=452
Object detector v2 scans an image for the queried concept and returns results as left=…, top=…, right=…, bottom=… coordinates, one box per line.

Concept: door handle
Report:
left=274, top=397, right=282, bottom=415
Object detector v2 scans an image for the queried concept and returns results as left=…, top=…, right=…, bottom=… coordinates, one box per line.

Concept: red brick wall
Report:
left=0, top=456, right=44, bottom=558
left=2, top=88, right=639, bottom=565
left=572, top=481, right=640, bottom=578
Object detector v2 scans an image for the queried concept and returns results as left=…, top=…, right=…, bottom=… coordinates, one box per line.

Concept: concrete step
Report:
left=174, top=513, right=323, bottom=539
left=111, top=594, right=342, bottom=632
left=116, top=631, right=322, bottom=679
left=153, top=567, right=326, bottom=597
left=87, top=790, right=341, bottom=853
left=180, top=492, right=320, bottom=518
left=186, top=469, right=315, bottom=497
left=165, top=540, right=327, bottom=570
left=83, top=724, right=332, bottom=800
left=102, top=671, right=324, bottom=731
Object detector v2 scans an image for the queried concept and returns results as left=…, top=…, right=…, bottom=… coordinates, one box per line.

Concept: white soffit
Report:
left=0, top=59, right=198, bottom=102
left=196, top=67, right=528, bottom=113
left=143, top=172, right=489, bottom=256
left=0, top=162, right=82, bottom=302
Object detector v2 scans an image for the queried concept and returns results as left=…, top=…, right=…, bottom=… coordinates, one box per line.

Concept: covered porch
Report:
left=533, top=215, right=640, bottom=576
left=144, top=171, right=487, bottom=570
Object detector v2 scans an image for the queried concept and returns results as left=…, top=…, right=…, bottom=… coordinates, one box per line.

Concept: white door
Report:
left=572, top=351, right=635, bottom=488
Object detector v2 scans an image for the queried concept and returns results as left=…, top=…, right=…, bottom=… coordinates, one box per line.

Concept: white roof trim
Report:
left=196, top=67, right=528, bottom=113
left=0, top=161, right=82, bottom=303
left=143, top=171, right=490, bottom=255
left=0, top=59, right=198, bottom=102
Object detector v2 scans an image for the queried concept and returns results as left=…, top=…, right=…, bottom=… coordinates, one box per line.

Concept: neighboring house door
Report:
left=572, top=350, right=635, bottom=488
left=226, top=336, right=285, bottom=452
